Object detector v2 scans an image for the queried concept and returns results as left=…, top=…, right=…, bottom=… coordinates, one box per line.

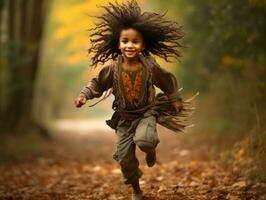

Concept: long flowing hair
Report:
left=88, top=0, right=185, bottom=67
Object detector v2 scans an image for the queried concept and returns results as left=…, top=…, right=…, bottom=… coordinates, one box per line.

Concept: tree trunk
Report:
left=0, top=0, right=5, bottom=121
left=0, top=0, right=50, bottom=137
left=0, top=0, right=4, bottom=38
left=16, top=0, right=47, bottom=133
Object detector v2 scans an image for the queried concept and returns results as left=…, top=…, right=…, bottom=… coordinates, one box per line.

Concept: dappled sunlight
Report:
left=54, top=119, right=113, bottom=135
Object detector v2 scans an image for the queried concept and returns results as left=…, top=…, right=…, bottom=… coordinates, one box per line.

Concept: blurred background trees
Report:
left=155, top=0, right=266, bottom=178
left=0, top=0, right=50, bottom=133
left=0, top=0, right=265, bottom=179
left=170, top=0, right=266, bottom=147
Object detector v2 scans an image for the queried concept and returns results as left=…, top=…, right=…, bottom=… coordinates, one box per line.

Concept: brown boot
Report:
left=145, top=150, right=156, bottom=167
left=131, top=180, right=143, bottom=200
left=132, top=192, right=143, bottom=200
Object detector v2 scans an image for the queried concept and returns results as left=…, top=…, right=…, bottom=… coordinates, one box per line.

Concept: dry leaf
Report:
left=232, top=181, right=247, bottom=188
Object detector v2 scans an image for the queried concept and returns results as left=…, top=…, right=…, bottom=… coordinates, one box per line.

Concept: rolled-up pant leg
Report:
left=134, top=112, right=160, bottom=153
left=113, top=126, right=142, bottom=184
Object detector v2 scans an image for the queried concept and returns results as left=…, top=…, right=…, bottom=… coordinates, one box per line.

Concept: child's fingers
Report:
left=81, top=97, right=87, bottom=104
left=74, top=97, right=87, bottom=108
left=74, top=99, right=82, bottom=107
left=171, top=100, right=183, bottom=113
left=74, top=99, right=80, bottom=107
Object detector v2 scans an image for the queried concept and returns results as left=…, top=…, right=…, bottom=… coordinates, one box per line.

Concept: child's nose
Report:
left=126, top=42, right=134, bottom=48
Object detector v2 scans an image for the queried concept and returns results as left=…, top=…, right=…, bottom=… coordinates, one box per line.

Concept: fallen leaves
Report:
left=0, top=130, right=265, bottom=200
left=232, top=181, right=247, bottom=188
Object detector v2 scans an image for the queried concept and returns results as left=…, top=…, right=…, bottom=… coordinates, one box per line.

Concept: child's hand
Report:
left=74, top=94, right=87, bottom=108
left=171, top=100, right=183, bottom=113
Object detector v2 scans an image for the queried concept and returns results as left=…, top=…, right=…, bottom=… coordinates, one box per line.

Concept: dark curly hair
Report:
left=88, top=0, right=185, bottom=67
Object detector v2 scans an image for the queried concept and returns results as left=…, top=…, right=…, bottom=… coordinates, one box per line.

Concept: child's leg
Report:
left=113, top=125, right=143, bottom=186
left=131, top=179, right=142, bottom=194
left=134, top=112, right=159, bottom=166
left=134, top=112, right=159, bottom=152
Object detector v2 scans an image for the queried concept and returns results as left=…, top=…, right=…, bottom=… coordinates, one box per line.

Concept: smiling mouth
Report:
left=125, top=50, right=136, bottom=55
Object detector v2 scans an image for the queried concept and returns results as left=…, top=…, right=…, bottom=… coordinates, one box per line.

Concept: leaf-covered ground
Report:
left=0, top=121, right=265, bottom=199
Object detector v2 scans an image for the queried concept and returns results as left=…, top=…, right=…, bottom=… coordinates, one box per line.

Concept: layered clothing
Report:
left=79, top=54, right=195, bottom=184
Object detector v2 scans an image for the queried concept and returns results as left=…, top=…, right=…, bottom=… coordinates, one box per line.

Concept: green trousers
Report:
left=112, top=111, right=160, bottom=184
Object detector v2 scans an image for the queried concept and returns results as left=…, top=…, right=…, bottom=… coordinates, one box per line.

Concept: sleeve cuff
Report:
left=80, top=87, right=92, bottom=100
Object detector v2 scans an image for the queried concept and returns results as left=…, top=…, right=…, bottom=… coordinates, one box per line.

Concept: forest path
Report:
left=0, top=120, right=265, bottom=200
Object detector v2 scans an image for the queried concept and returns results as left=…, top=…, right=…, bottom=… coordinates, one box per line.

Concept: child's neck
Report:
left=122, top=55, right=142, bottom=70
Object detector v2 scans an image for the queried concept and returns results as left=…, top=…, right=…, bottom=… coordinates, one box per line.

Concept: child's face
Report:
left=119, top=28, right=144, bottom=60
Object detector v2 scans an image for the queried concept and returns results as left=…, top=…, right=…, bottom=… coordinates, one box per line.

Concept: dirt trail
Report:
left=0, top=120, right=265, bottom=199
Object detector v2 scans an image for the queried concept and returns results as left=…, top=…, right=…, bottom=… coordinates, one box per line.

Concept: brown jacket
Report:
left=80, top=54, right=184, bottom=130
left=80, top=55, right=181, bottom=109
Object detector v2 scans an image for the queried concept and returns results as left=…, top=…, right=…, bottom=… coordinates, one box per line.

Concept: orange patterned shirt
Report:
left=121, top=68, right=143, bottom=106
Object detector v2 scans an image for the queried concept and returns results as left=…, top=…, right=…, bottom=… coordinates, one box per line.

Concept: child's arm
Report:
left=151, top=58, right=183, bottom=112
left=74, top=63, right=114, bottom=108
